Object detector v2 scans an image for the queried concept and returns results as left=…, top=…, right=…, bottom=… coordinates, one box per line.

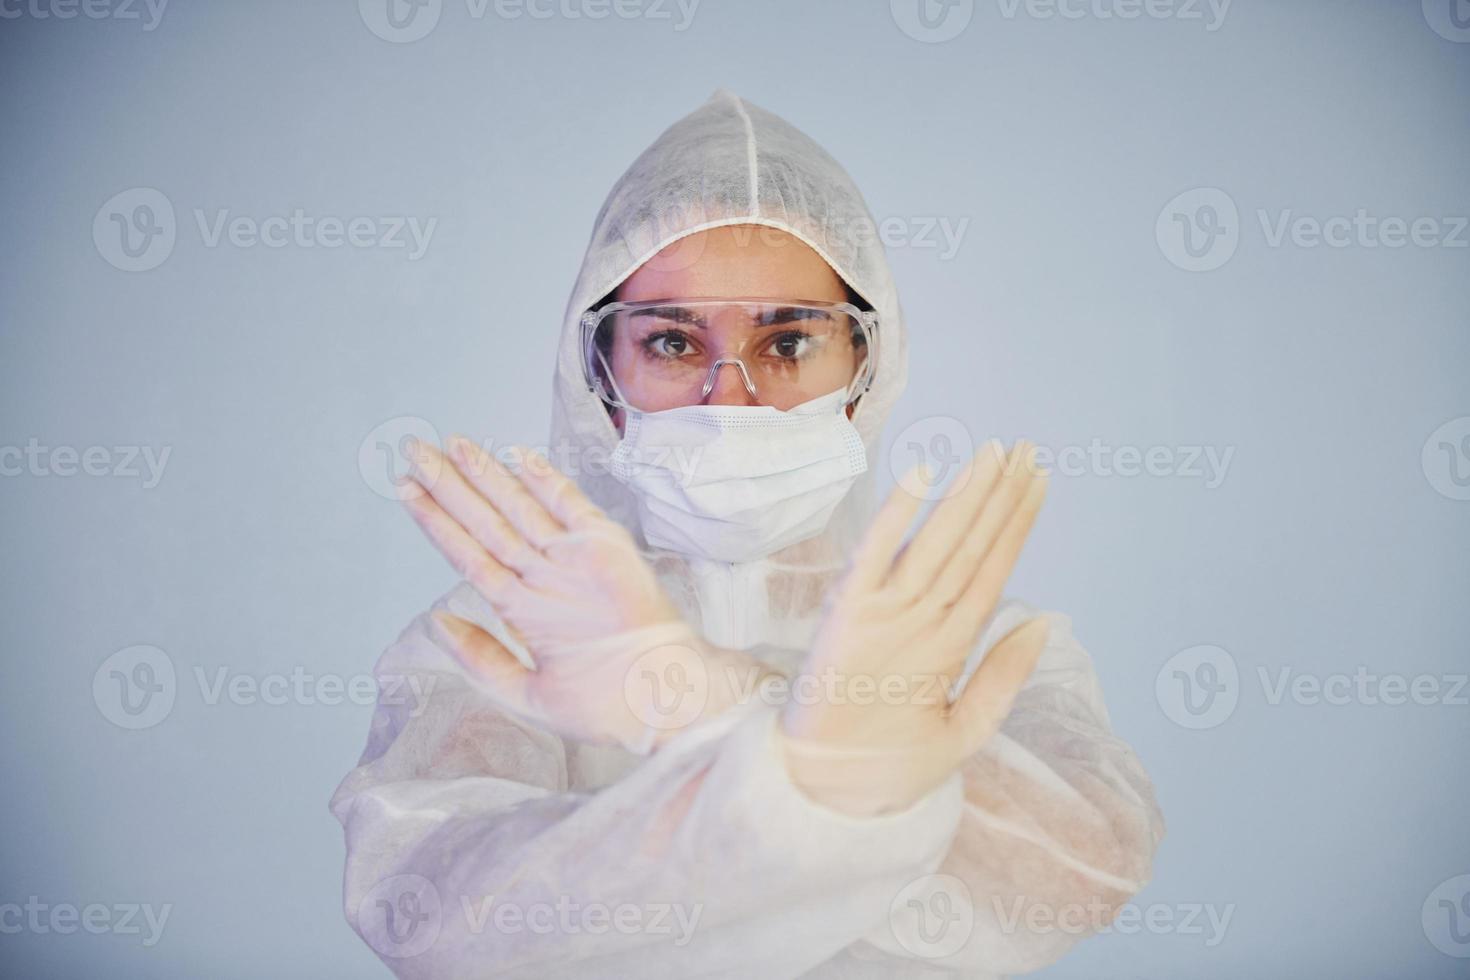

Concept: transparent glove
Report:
left=780, top=441, right=1051, bottom=816
left=400, top=437, right=767, bottom=753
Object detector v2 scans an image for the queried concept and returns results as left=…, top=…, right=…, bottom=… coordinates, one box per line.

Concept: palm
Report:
left=780, top=441, right=1052, bottom=815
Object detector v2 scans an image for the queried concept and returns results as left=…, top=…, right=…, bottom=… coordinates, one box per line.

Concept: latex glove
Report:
left=779, top=440, right=1051, bottom=816
left=400, top=436, right=766, bottom=753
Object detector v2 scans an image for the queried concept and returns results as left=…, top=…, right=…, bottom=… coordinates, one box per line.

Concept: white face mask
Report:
left=609, top=387, right=868, bottom=564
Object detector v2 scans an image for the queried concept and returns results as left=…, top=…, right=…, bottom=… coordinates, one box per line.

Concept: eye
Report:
left=768, top=331, right=812, bottom=359
left=643, top=330, right=695, bottom=359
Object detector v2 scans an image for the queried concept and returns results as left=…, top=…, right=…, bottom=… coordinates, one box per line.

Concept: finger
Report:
left=891, top=440, right=1007, bottom=595
left=405, top=439, right=541, bottom=575
left=928, top=442, right=1041, bottom=608
left=446, top=437, right=565, bottom=550
left=845, top=462, right=930, bottom=593
left=945, top=471, right=1048, bottom=644
left=511, top=446, right=606, bottom=531
left=429, top=611, right=536, bottom=721
left=398, top=476, right=520, bottom=604
left=947, top=616, right=1049, bottom=758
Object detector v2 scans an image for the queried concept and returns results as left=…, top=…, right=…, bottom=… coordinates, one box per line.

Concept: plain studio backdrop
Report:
left=1, top=1, right=1467, bottom=977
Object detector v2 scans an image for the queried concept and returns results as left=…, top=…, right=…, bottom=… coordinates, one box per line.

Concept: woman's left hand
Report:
left=779, top=441, right=1051, bottom=815
left=399, top=437, right=763, bottom=752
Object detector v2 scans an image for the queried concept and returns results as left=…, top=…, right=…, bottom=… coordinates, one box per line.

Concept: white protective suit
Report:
left=330, top=90, right=1165, bottom=979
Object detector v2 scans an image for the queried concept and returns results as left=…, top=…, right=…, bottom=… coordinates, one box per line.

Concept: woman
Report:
left=330, top=90, right=1164, bottom=978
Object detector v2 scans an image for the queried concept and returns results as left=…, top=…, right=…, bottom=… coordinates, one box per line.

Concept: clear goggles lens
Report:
left=582, top=299, right=877, bottom=412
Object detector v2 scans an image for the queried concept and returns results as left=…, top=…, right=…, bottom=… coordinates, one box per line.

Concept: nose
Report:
left=701, top=358, right=760, bottom=407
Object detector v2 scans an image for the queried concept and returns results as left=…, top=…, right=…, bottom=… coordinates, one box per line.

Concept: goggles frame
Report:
left=580, top=297, right=879, bottom=412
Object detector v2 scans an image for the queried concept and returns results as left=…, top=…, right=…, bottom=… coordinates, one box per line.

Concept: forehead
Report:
left=617, top=224, right=847, bottom=303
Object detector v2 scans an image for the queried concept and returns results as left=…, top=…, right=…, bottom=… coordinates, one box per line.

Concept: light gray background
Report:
left=1, top=0, right=1467, bottom=977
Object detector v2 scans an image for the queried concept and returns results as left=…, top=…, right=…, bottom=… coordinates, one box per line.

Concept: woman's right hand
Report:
left=399, top=436, right=769, bottom=753
left=779, top=441, right=1052, bottom=816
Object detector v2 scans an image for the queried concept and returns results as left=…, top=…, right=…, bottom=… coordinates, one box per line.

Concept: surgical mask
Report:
left=609, top=387, right=868, bottom=563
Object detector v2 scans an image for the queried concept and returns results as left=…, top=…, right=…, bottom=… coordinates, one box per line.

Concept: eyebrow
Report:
left=629, top=306, right=707, bottom=327
left=627, top=306, right=832, bottom=328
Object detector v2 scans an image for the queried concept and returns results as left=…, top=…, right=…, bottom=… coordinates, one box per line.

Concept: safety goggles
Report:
left=581, top=298, right=878, bottom=412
